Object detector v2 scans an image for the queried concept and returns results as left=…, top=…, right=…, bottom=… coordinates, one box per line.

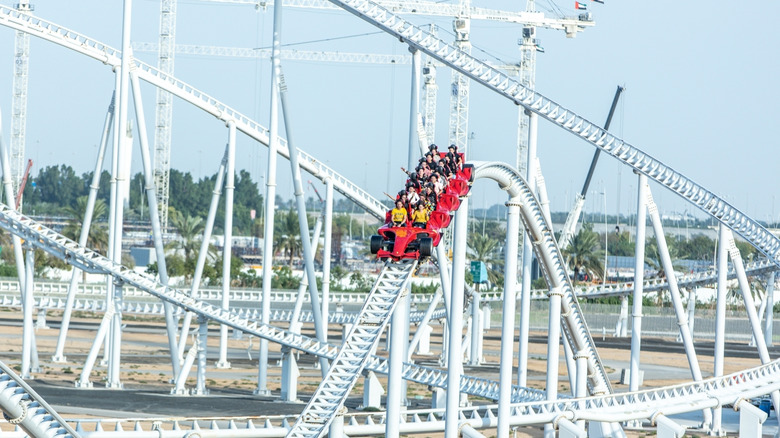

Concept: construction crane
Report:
left=557, top=85, right=625, bottom=250
left=152, top=0, right=177, bottom=231
left=145, top=0, right=593, bottom=229
left=9, top=1, right=33, bottom=209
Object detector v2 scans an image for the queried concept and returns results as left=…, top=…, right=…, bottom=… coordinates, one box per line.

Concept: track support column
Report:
left=497, top=199, right=520, bottom=438
left=444, top=194, right=469, bottom=438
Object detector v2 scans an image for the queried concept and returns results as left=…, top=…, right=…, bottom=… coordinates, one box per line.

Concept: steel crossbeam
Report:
left=323, top=0, right=780, bottom=269
left=0, top=204, right=546, bottom=404
left=0, top=361, right=78, bottom=438
left=287, top=260, right=416, bottom=438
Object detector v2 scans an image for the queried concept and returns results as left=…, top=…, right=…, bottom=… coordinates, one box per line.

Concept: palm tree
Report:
left=168, top=210, right=205, bottom=259
left=274, top=207, right=302, bottom=268
left=62, top=196, right=109, bottom=255
left=563, top=223, right=604, bottom=283
left=467, top=233, right=504, bottom=289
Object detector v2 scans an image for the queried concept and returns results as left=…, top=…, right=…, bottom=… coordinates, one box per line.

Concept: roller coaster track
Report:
left=0, top=361, right=77, bottom=438
left=475, top=162, right=611, bottom=395
left=18, top=354, right=780, bottom=437
left=0, top=204, right=547, bottom=406
left=0, top=6, right=386, bottom=221
left=0, top=292, right=446, bottom=324
left=287, top=260, right=416, bottom=437
left=324, top=0, right=780, bottom=269
left=2, top=255, right=774, bottom=311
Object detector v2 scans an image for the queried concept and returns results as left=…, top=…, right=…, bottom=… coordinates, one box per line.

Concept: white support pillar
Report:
left=765, top=272, right=775, bottom=347
left=468, top=290, right=482, bottom=365
left=386, top=287, right=411, bottom=438
left=517, top=111, right=538, bottom=388
left=322, top=178, right=334, bottom=327
left=686, top=289, right=696, bottom=336
left=497, top=200, right=520, bottom=438
left=105, top=279, right=123, bottom=389
left=279, top=347, right=299, bottom=402
left=444, top=195, right=469, bottom=438
left=75, top=311, right=112, bottom=388
left=711, top=224, right=728, bottom=436
left=544, top=287, right=564, bottom=438
left=616, top=295, right=628, bottom=337
left=646, top=186, right=711, bottom=427
left=217, top=121, right=236, bottom=369
left=362, top=370, right=384, bottom=409
left=574, top=350, right=588, bottom=430
left=736, top=399, right=768, bottom=438
left=193, top=314, right=209, bottom=395
left=655, top=415, right=686, bottom=438
left=21, top=244, right=33, bottom=379
left=256, top=0, right=283, bottom=396
left=629, top=173, right=647, bottom=397
left=558, top=417, right=586, bottom=438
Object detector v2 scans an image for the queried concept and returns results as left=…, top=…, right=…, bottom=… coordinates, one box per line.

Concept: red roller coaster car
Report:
left=370, top=159, right=473, bottom=261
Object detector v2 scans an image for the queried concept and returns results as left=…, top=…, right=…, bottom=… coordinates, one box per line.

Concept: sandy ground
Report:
left=0, top=308, right=771, bottom=436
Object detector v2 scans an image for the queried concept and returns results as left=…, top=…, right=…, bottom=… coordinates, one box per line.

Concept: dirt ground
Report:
left=0, top=309, right=768, bottom=436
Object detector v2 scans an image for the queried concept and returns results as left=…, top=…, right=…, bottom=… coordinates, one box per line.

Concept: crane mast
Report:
left=10, top=1, right=33, bottom=209
left=153, top=0, right=177, bottom=230
left=447, top=1, right=471, bottom=154
left=420, top=25, right=438, bottom=145
left=145, top=0, right=592, bottom=226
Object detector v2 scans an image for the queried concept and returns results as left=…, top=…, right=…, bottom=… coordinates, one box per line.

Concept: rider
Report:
left=411, top=203, right=429, bottom=228
left=390, top=200, right=409, bottom=227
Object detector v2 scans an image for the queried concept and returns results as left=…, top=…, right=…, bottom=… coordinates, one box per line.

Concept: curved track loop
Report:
left=0, top=361, right=78, bottom=438
left=0, top=6, right=386, bottom=221
left=324, top=0, right=780, bottom=267
left=0, top=204, right=547, bottom=406
left=474, top=162, right=611, bottom=395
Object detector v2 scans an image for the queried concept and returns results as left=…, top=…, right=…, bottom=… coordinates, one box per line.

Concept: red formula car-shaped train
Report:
left=370, top=145, right=473, bottom=261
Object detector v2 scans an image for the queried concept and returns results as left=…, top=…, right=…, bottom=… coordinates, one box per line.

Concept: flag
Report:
left=535, top=44, right=545, bottom=53
left=592, top=0, right=604, bottom=3
left=575, top=1, right=587, bottom=9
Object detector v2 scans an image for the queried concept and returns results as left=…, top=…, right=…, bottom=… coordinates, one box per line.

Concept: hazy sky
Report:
left=0, top=1, right=777, bottom=225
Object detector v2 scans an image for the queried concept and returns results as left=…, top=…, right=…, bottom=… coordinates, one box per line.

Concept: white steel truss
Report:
left=0, top=7, right=388, bottom=220
left=0, top=203, right=546, bottom=404
left=208, top=0, right=594, bottom=34
left=152, top=0, right=177, bottom=230
left=322, top=0, right=780, bottom=268
left=287, top=259, right=416, bottom=437
left=9, top=1, right=32, bottom=204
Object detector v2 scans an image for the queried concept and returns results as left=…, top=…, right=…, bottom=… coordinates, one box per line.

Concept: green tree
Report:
left=467, top=232, right=504, bottom=288
left=274, top=207, right=302, bottom=268
left=563, top=223, right=604, bottom=283
left=61, top=196, right=109, bottom=255
left=168, top=209, right=205, bottom=260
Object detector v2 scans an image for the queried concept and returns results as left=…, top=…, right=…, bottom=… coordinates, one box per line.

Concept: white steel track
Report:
left=287, top=260, right=416, bottom=437
left=0, top=203, right=546, bottom=405
left=0, top=361, right=77, bottom=438
left=323, top=0, right=780, bottom=269
left=0, top=6, right=386, bottom=221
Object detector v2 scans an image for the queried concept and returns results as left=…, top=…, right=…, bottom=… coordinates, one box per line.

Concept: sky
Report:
left=0, top=0, right=778, bottom=226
